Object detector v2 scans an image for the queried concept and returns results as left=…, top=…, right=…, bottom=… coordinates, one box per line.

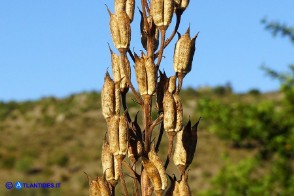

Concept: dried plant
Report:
left=88, top=0, right=200, bottom=195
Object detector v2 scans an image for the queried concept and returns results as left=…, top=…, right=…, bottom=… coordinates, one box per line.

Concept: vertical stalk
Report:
left=143, top=94, right=152, bottom=152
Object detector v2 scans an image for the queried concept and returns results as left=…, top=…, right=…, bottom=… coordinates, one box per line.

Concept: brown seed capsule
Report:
left=168, top=75, right=177, bottom=94
left=107, top=115, right=120, bottom=156
left=148, top=146, right=168, bottom=191
left=135, top=53, right=157, bottom=96
left=165, top=175, right=179, bottom=196
left=156, top=71, right=169, bottom=112
left=97, top=177, right=112, bottom=196
left=114, top=0, right=135, bottom=22
left=173, top=27, right=198, bottom=75
left=163, top=92, right=176, bottom=132
left=173, top=119, right=200, bottom=174
left=88, top=179, right=100, bottom=196
left=140, top=10, right=159, bottom=51
left=108, top=9, right=131, bottom=53
left=118, top=113, right=128, bottom=156
left=150, top=0, right=174, bottom=29
left=174, top=94, right=183, bottom=132
left=174, top=0, right=190, bottom=11
left=142, top=158, right=162, bottom=193
left=102, top=139, right=118, bottom=187
left=101, top=72, right=115, bottom=120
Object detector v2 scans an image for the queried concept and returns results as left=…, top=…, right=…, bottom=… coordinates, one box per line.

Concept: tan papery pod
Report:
left=156, top=71, right=168, bottom=112
left=148, top=146, right=168, bottom=191
left=174, top=0, right=190, bottom=11
left=108, top=9, right=131, bottom=53
left=163, top=91, right=176, bottom=132
left=88, top=179, right=100, bottom=196
left=118, top=113, right=128, bottom=156
left=114, top=0, right=135, bottom=22
left=134, top=53, right=147, bottom=95
left=101, top=140, right=118, bottom=187
left=174, top=94, right=183, bottom=132
left=140, top=11, right=159, bottom=51
left=110, top=48, right=131, bottom=93
left=97, top=177, right=112, bottom=196
left=107, top=115, right=120, bottom=155
left=141, top=169, right=154, bottom=196
left=101, top=72, right=115, bottom=120
left=177, top=174, right=191, bottom=196
left=173, top=27, right=197, bottom=75
left=142, top=158, right=163, bottom=193
left=173, top=126, right=187, bottom=174
left=168, top=75, right=177, bottom=94
left=165, top=176, right=179, bottom=196
left=145, top=57, right=157, bottom=95
left=150, top=0, right=174, bottom=29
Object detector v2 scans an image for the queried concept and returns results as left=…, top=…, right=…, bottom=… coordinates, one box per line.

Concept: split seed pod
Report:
left=134, top=53, right=157, bottom=96
left=88, top=176, right=112, bottom=196
left=114, top=0, right=135, bottom=22
left=177, top=174, right=191, bottom=196
left=174, top=0, right=190, bottom=11
left=150, top=0, right=174, bottom=30
left=168, top=75, right=177, bottom=94
left=101, top=72, right=115, bottom=121
left=118, top=113, right=128, bottom=156
left=107, top=115, right=120, bottom=155
left=174, top=94, right=183, bottom=132
left=110, top=48, right=131, bottom=93
left=108, top=9, right=131, bottom=53
left=156, top=71, right=169, bottom=113
left=142, top=158, right=163, bottom=194
left=140, top=10, right=159, bottom=51
left=102, top=139, right=119, bottom=187
left=148, top=146, right=168, bottom=191
left=163, top=91, right=176, bottom=132
left=173, top=27, right=198, bottom=76
left=128, top=113, right=143, bottom=163
left=173, top=120, right=200, bottom=174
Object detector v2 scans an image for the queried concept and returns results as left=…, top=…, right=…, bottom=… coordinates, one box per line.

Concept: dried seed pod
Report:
left=135, top=53, right=156, bottom=95
left=163, top=92, right=176, bottom=132
left=140, top=10, right=159, bottom=51
left=173, top=28, right=198, bottom=75
left=177, top=174, right=191, bottom=196
left=88, top=178, right=100, bottom=196
left=174, top=0, right=190, bottom=11
left=142, top=158, right=163, bottom=193
left=101, top=139, right=118, bottom=187
left=114, top=0, right=135, bottom=22
left=141, top=169, right=154, bottom=196
left=148, top=146, right=168, bottom=191
left=101, top=72, right=115, bottom=120
left=107, top=115, right=120, bottom=156
left=109, top=48, right=130, bottom=93
left=168, top=75, right=177, bottom=94
left=150, top=0, right=174, bottom=29
left=108, top=9, right=131, bottom=53
left=118, top=113, right=128, bottom=156
left=174, top=94, right=183, bottom=132
left=97, top=177, right=112, bottom=196
left=145, top=56, right=157, bottom=95
left=173, top=119, right=200, bottom=174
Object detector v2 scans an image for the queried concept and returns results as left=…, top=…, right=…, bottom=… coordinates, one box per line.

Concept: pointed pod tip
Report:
left=185, top=26, right=191, bottom=35
left=105, top=4, right=112, bottom=16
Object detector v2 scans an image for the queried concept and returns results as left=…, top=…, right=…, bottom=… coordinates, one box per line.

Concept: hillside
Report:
left=0, top=88, right=292, bottom=195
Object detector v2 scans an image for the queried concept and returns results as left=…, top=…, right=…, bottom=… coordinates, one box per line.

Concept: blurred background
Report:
left=0, top=0, right=293, bottom=195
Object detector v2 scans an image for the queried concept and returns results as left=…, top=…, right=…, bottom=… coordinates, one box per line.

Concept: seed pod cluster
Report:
left=101, top=140, right=119, bottom=187
left=150, top=0, right=174, bottom=30
left=173, top=27, right=198, bottom=76
left=108, top=9, right=131, bottom=53
left=101, top=72, right=115, bottom=121
left=88, top=176, right=112, bottom=196
left=114, top=0, right=135, bottom=22
left=110, top=48, right=131, bottom=93
left=173, top=119, right=200, bottom=174
left=134, top=53, right=157, bottom=96
left=107, top=113, right=129, bottom=157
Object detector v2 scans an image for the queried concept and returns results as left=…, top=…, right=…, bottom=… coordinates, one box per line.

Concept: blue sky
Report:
left=0, top=0, right=293, bottom=101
